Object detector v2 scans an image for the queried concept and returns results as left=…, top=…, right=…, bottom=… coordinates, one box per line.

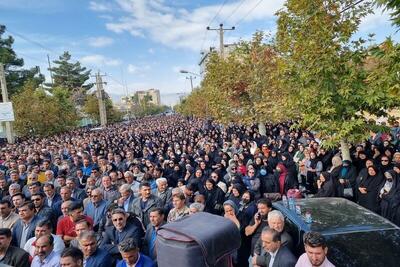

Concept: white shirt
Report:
left=24, top=234, right=65, bottom=257
left=269, top=248, right=279, bottom=267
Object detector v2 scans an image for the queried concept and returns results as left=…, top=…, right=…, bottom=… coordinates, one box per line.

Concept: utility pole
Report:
left=47, top=54, right=54, bottom=85
left=95, top=72, right=107, bottom=127
left=186, top=76, right=195, bottom=91
left=207, top=23, right=235, bottom=57
left=0, top=64, right=15, bottom=144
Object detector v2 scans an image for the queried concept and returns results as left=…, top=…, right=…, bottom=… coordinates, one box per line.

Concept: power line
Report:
left=223, top=0, right=246, bottom=23
left=234, top=0, right=264, bottom=26
left=209, top=0, right=230, bottom=26
left=340, top=0, right=365, bottom=14
left=4, top=28, right=58, bottom=55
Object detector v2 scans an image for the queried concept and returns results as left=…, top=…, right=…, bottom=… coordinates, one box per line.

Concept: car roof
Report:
left=273, top=197, right=400, bottom=235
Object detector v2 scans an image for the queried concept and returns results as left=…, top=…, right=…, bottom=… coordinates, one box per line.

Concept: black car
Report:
left=273, top=197, right=400, bottom=267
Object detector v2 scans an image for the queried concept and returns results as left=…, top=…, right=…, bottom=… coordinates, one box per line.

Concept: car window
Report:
left=285, top=216, right=304, bottom=256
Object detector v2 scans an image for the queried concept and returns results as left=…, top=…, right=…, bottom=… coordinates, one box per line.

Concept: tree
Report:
left=376, top=0, right=400, bottom=27
left=12, top=80, right=78, bottom=137
left=275, top=0, right=398, bottom=159
left=0, top=25, right=44, bottom=97
left=48, top=51, right=92, bottom=105
left=83, top=93, right=123, bottom=123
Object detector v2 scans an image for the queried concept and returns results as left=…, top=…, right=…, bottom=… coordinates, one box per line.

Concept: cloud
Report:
left=89, top=1, right=113, bottom=12
left=127, top=64, right=139, bottom=74
left=87, top=36, right=114, bottom=47
left=148, top=48, right=155, bottom=54
left=359, top=7, right=391, bottom=33
left=80, top=54, right=121, bottom=67
left=103, top=0, right=284, bottom=51
left=127, top=64, right=151, bottom=74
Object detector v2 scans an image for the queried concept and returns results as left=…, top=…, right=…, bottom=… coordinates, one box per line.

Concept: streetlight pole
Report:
left=180, top=70, right=200, bottom=92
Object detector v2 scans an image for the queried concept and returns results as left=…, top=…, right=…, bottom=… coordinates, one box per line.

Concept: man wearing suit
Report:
left=0, top=228, right=30, bottom=267
left=43, top=183, right=62, bottom=210
left=100, top=208, right=144, bottom=257
left=129, top=182, right=163, bottom=227
left=66, top=178, right=87, bottom=201
left=11, top=201, right=40, bottom=248
left=117, top=184, right=135, bottom=213
left=143, top=207, right=165, bottom=261
left=252, top=228, right=296, bottom=267
left=78, top=230, right=113, bottom=267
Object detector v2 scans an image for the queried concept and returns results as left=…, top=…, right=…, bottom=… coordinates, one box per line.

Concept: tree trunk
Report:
left=258, top=121, right=266, bottom=136
left=340, top=139, right=351, bottom=161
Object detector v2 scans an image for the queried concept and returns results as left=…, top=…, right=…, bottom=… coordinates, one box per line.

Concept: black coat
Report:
left=358, top=172, right=384, bottom=213
left=204, top=187, right=225, bottom=215
left=2, top=246, right=30, bottom=267
left=314, top=178, right=336, bottom=198
left=379, top=171, right=400, bottom=222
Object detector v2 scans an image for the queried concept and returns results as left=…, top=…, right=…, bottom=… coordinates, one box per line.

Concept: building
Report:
left=135, top=89, right=161, bottom=106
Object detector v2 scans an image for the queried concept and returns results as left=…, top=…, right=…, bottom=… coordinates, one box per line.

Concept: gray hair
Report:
left=156, top=177, right=167, bottom=186
left=189, top=202, right=205, bottom=212
left=77, top=230, right=96, bottom=242
left=124, top=171, right=134, bottom=178
left=267, top=210, right=285, bottom=222
left=119, top=184, right=132, bottom=194
left=9, top=183, right=21, bottom=190
left=118, top=238, right=138, bottom=253
left=44, top=170, right=54, bottom=176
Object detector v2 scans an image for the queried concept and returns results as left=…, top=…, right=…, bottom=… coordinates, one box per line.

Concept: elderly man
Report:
left=100, top=208, right=144, bottom=257
left=31, top=234, right=61, bottom=267
left=252, top=227, right=296, bottom=267
left=117, top=184, right=135, bottom=213
left=0, top=199, right=19, bottom=230
left=84, top=188, right=108, bottom=231
left=154, top=177, right=172, bottom=208
left=101, top=175, right=120, bottom=202
left=66, top=178, right=86, bottom=201
left=295, top=232, right=335, bottom=267
left=117, top=238, right=154, bottom=267
left=4, top=183, right=21, bottom=202
left=53, top=186, right=75, bottom=218
left=123, top=171, right=140, bottom=197
left=0, top=228, right=30, bottom=267
left=24, top=219, right=65, bottom=257
left=253, top=210, right=294, bottom=257
left=12, top=201, right=40, bottom=248
left=78, top=230, right=113, bottom=267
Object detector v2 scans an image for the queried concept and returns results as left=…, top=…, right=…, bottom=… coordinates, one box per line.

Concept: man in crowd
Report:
left=11, top=192, right=25, bottom=213
left=118, top=184, right=135, bottom=212
left=32, top=192, right=56, bottom=226
left=143, top=207, right=165, bottom=261
left=0, top=199, right=18, bottom=230
left=101, top=175, right=119, bottom=202
left=84, top=188, right=108, bottom=231
left=245, top=198, right=273, bottom=254
left=100, top=208, right=144, bottom=257
left=130, top=182, right=163, bottom=227
left=252, top=228, right=296, bottom=267
left=70, top=219, right=93, bottom=248
left=31, top=234, right=61, bottom=267
left=295, top=232, right=335, bottom=267
left=24, top=219, right=65, bottom=257
left=12, top=201, right=39, bottom=248
left=78, top=230, right=113, bottom=267
left=60, top=247, right=84, bottom=267
left=43, top=183, right=62, bottom=210
left=116, top=238, right=154, bottom=267
left=0, top=228, right=30, bottom=267
left=66, top=178, right=86, bottom=201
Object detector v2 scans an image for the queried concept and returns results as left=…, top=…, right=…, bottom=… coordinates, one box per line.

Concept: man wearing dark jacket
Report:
left=252, top=228, right=296, bottom=267
left=11, top=201, right=39, bottom=248
left=0, top=228, right=30, bottom=267
left=143, top=207, right=165, bottom=261
left=78, top=230, right=113, bottom=267
left=100, top=209, right=144, bottom=257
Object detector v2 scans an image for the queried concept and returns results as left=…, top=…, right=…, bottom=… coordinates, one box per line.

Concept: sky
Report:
left=1, top=0, right=399, bottom=105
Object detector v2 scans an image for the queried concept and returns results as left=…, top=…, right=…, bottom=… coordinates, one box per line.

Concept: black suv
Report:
left=273, top=197, right=400, bottom=267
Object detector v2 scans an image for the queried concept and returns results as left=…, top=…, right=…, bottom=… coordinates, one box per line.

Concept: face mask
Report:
left=242, top=198, right=250, bottom=204
left=387, top=178, right=393, bottom=183
left=260, top=169, right=267, bottom=176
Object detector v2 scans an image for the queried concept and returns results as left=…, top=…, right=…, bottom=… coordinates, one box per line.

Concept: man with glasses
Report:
left=100, top=208, right=144, bottom=258
left=84, top=188, right=108, bottom=231
left=31, top=192, right=56, bottom=228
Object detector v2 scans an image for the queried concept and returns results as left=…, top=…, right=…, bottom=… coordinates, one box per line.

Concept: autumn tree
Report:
left=12, top=81, right=78, bottom=136
left=276, top=0, right=398, bottom=159
left=83, top=93, right=123, bottom=123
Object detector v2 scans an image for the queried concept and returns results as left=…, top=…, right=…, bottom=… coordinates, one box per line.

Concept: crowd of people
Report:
left=0, top=114, right=399, bottom=267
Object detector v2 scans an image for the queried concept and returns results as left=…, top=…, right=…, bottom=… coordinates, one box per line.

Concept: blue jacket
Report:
left=86, top=248, right=113, bottom=267
left=84, top=199, right=109, bottom=227
left=116, top=253, right=155, bottom=267
left=12, top=215, right=40, bottom=247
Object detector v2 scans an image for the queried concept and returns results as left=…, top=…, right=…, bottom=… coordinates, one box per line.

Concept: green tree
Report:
left=49, top=51, right=92, bottom=105
left=276, top=0, right=398, bottom=159
left=83, top=94, right=123, bottom=123
left=12, top=80, right=78, bottom=136
left=0, top=25, right=44, bottom=97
